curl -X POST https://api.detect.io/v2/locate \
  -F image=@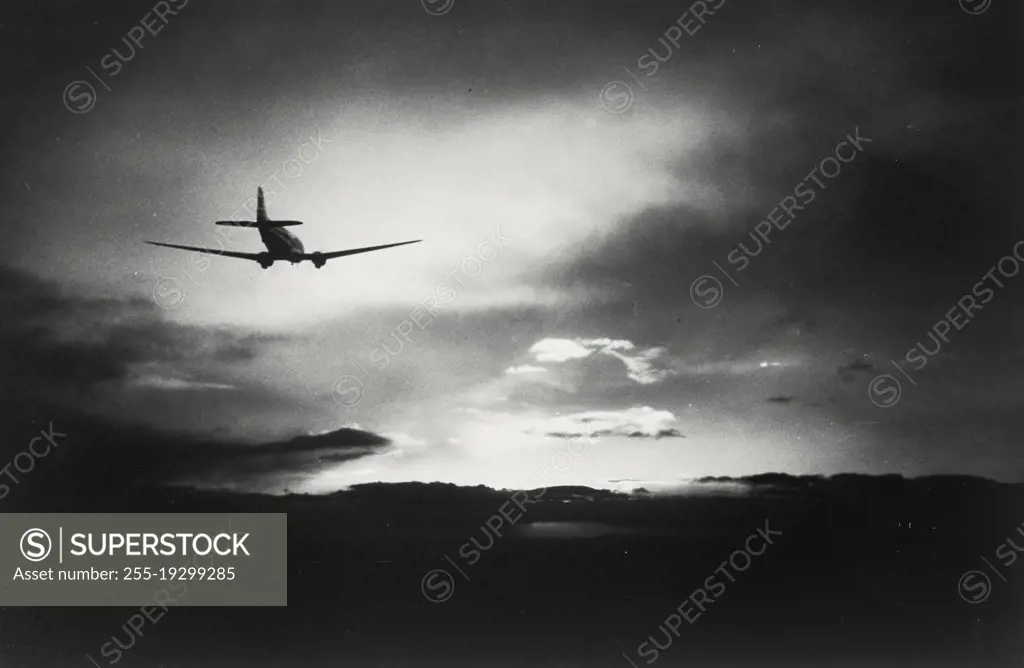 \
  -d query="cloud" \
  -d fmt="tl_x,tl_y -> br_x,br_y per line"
127,98 -> 727,331
505,364 -> 548,375
525,337 -> 804,387
600,346 -> 674,385
670,357 -> 803,377
577,338 -> 636,352
526,337 -> 675,385
529,339 -> 597,363
537,406 -> 684,440
0,264 -> 300,437
837,355 -> 875,382
125,363 -> 238,391
128,375 -> 236,391
180,428 -> 392,491
0,265 -> 281,393
0,396 -> 393,498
